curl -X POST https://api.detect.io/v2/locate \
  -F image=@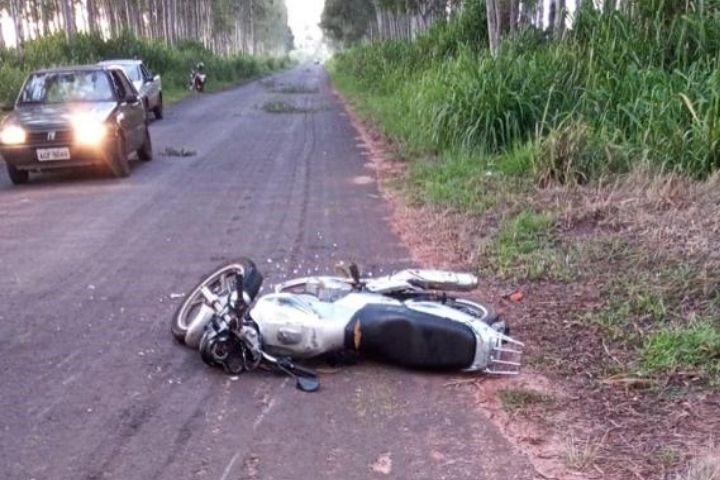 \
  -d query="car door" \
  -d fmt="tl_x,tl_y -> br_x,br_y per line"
109,69 -> 145,151
140,64 -> 159,108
